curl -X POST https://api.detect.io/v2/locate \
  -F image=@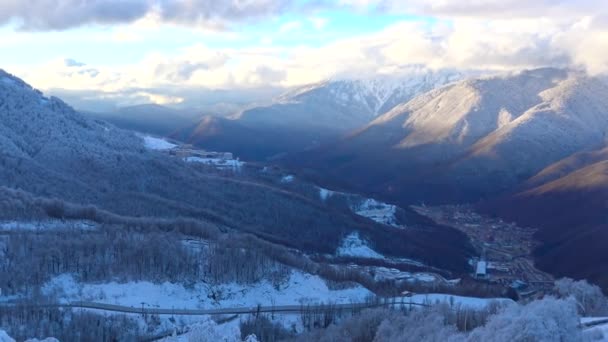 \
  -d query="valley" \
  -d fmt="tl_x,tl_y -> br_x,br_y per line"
0,64 -> 607,341
413,205 -> 554,293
